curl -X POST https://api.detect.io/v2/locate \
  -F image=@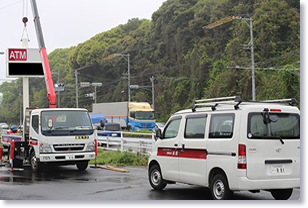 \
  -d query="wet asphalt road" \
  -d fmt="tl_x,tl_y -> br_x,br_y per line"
0,164 -> 300,201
